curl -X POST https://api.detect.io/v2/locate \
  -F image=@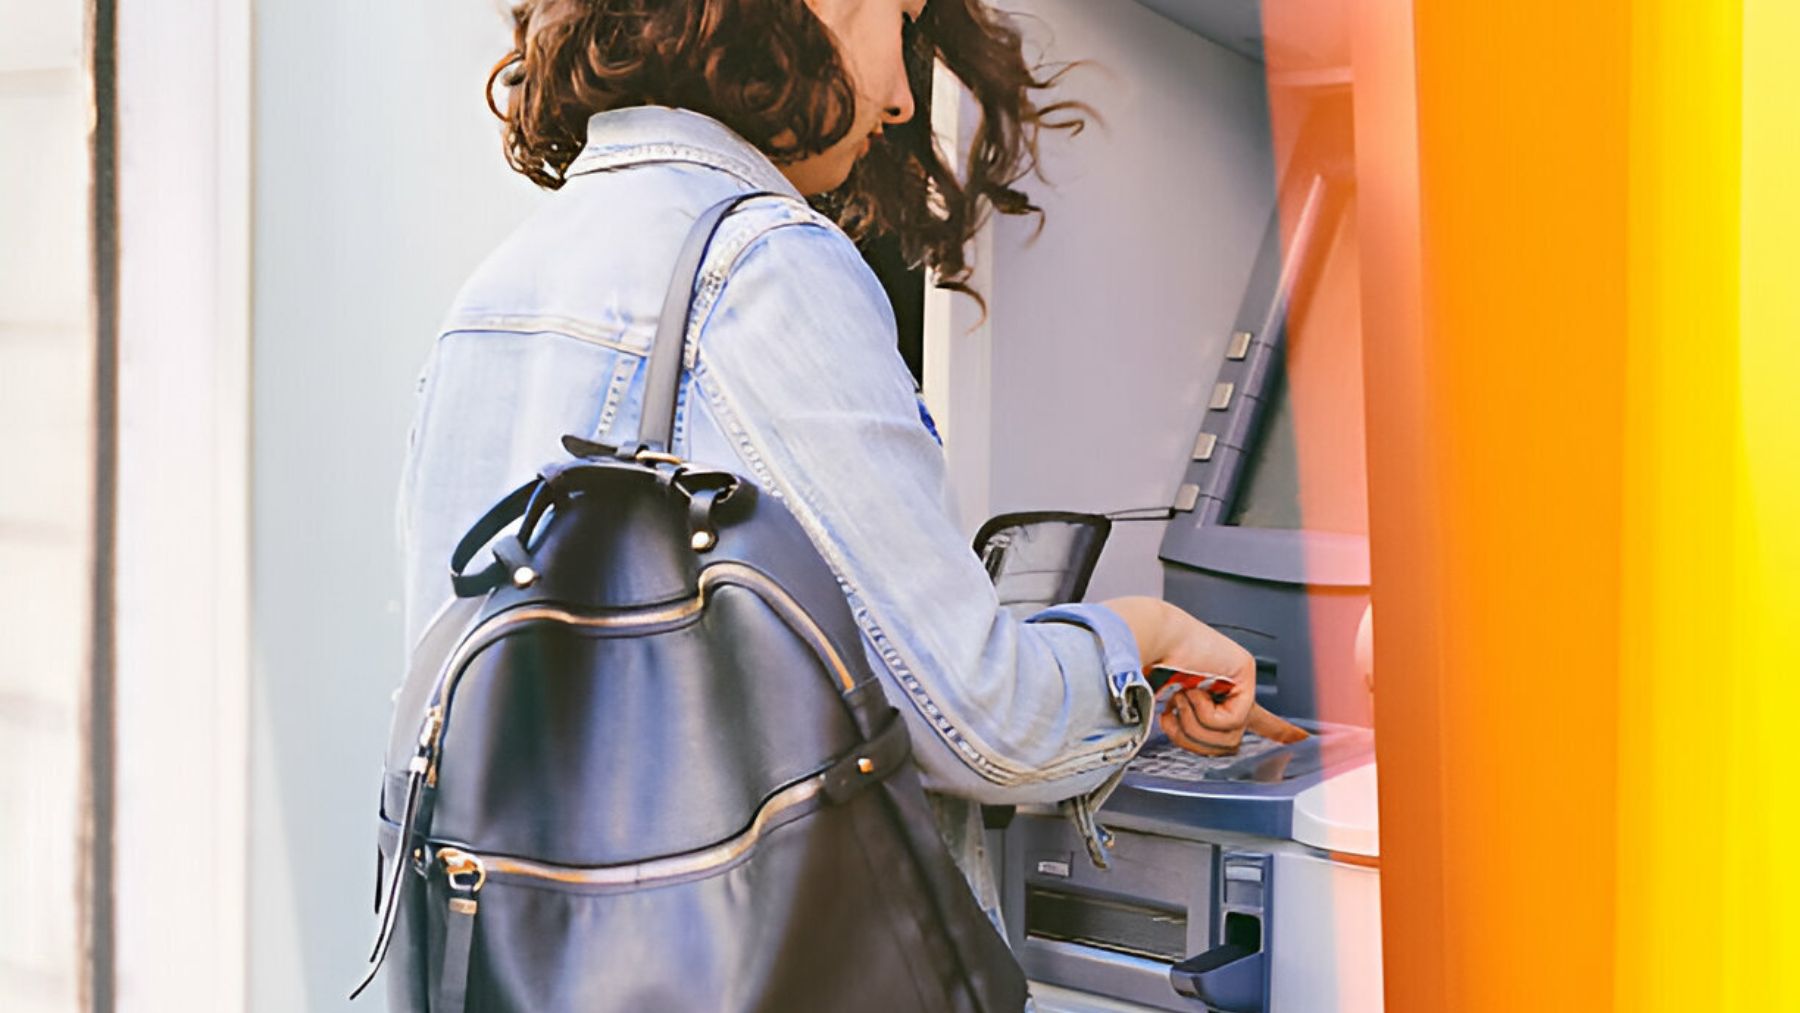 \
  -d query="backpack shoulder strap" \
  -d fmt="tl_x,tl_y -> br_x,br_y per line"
637,190 -> 780,456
